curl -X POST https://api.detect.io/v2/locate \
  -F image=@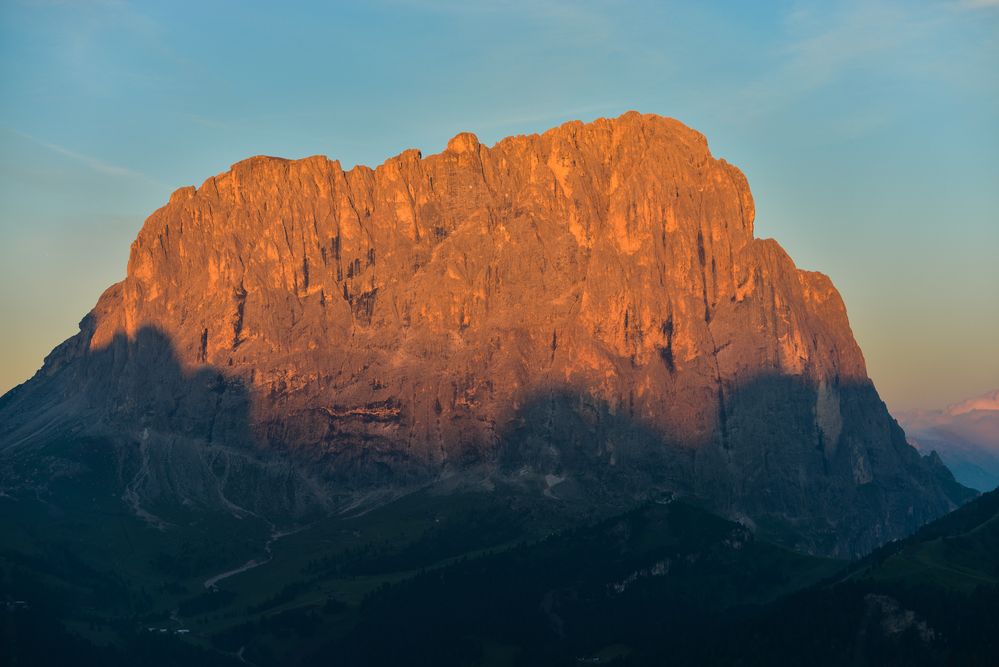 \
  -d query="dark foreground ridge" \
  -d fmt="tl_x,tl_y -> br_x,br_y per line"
3,484 -> 996,665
